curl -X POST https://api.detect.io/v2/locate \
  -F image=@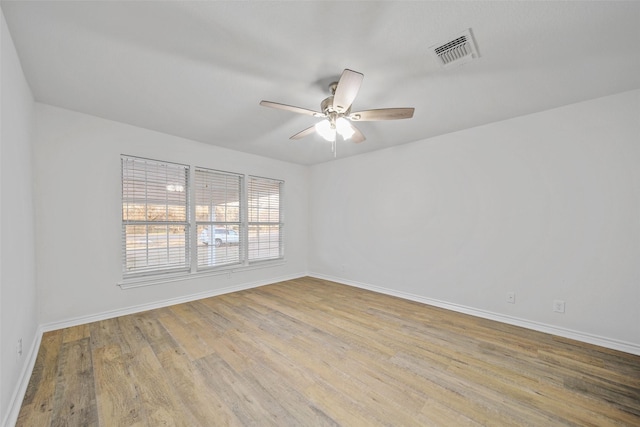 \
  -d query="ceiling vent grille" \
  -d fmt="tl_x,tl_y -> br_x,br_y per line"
430,29 -> 479,69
